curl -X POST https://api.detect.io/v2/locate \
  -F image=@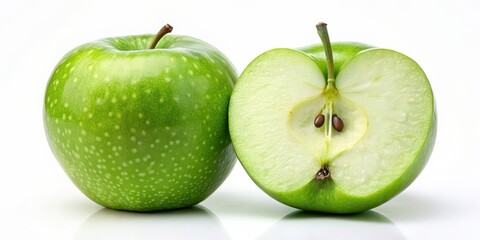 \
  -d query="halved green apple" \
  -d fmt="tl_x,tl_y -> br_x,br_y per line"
229,23 -> 436,213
